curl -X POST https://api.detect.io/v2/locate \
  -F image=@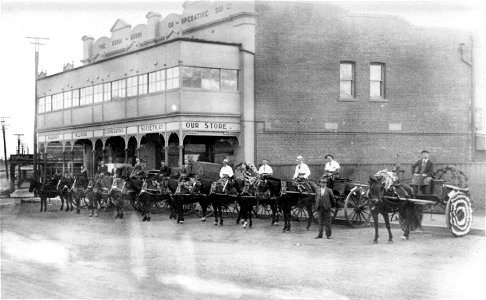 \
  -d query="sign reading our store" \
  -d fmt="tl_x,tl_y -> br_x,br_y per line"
184,122 -> 237,131
104,127 -> 125,136
139,124 -> 165,134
